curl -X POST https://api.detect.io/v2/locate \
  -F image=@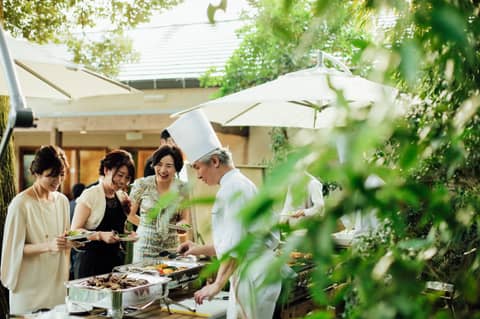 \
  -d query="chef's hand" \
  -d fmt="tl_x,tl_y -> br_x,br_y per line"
194,282 -> 221,305
177,240 -> 200,256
